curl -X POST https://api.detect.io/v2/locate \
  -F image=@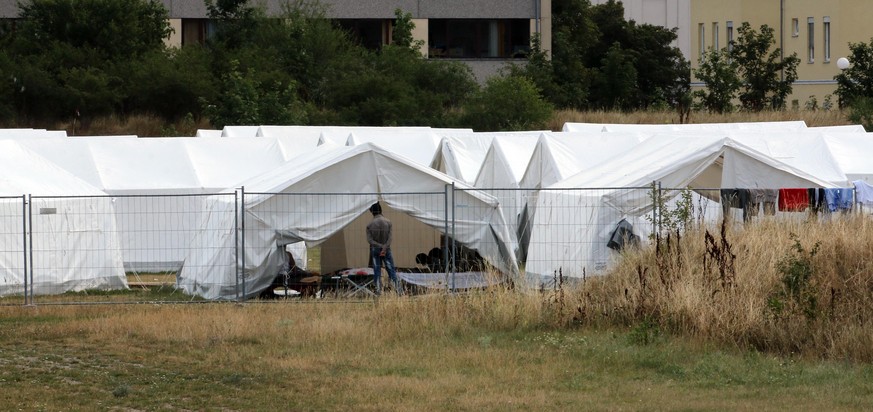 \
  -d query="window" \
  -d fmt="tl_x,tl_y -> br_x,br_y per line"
337,19 -> 389,50
699,23 -> 705,57
823,16 -> 831,62
807,17 -> 815,63
181,19 -> 215,46
712,22 -> 719,50
428,19 -> 530,59
726,21 -> 734,54
792,18 -> 799,37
